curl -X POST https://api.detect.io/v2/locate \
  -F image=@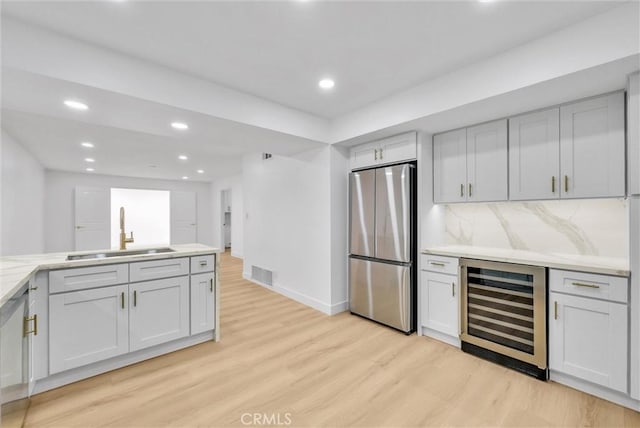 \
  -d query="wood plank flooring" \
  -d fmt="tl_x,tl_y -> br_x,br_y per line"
25,251 -> 640,427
